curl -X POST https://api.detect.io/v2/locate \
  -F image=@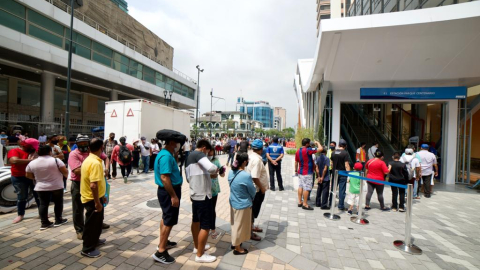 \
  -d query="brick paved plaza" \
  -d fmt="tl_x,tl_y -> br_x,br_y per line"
1,154 -> 479,270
